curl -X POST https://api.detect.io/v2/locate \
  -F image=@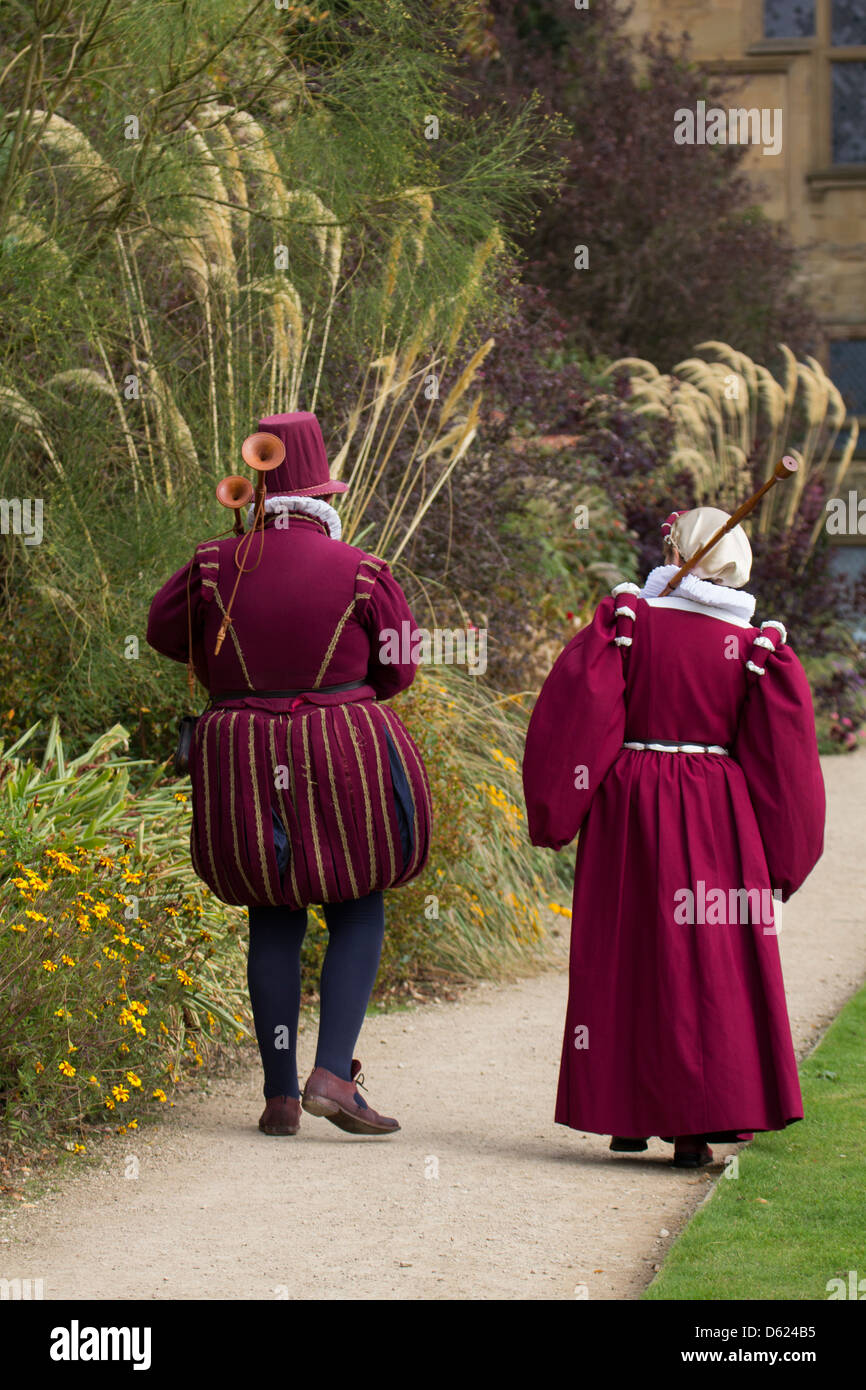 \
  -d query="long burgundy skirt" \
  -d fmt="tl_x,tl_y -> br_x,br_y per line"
555,748 -> 803,1138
